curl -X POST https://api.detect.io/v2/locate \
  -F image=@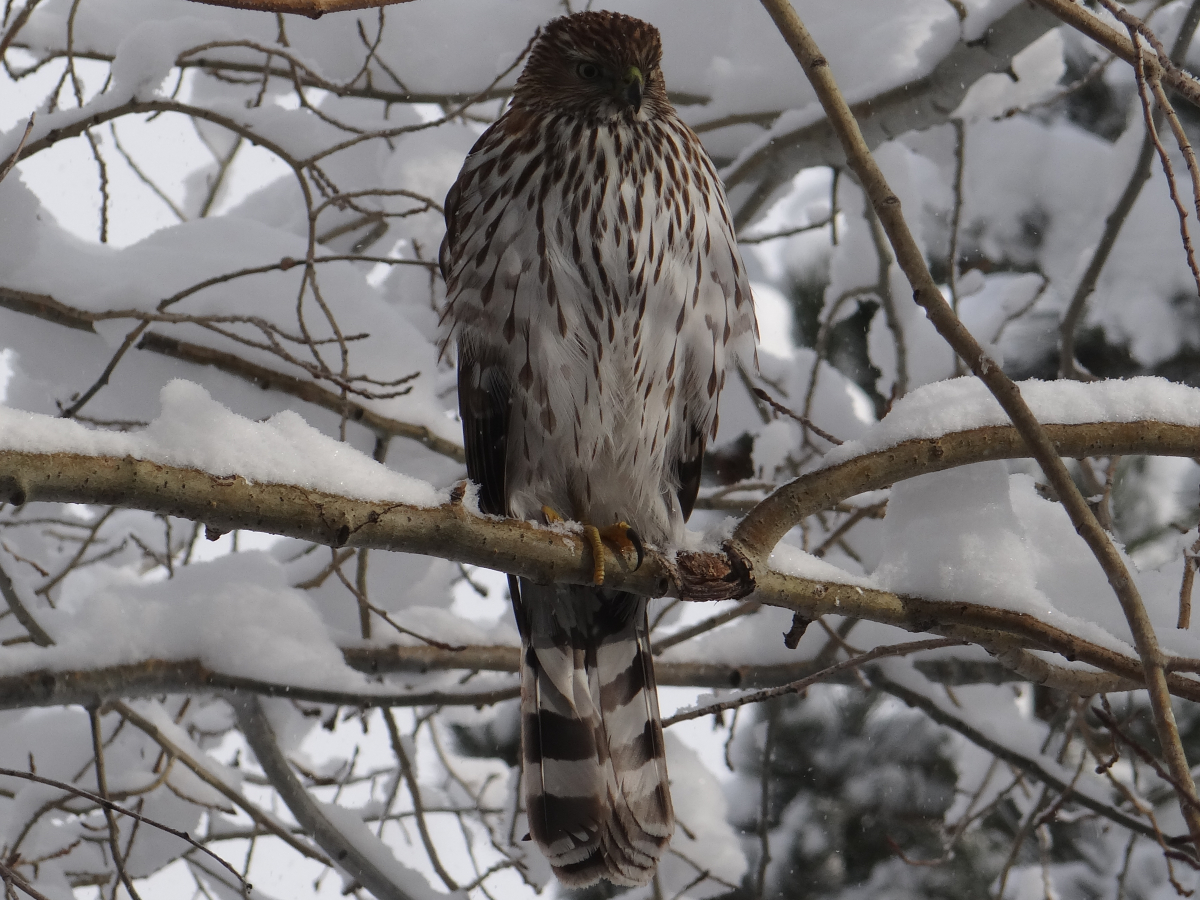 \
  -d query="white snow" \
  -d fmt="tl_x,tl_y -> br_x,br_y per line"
0,380 -> 443,506
317,801 -> 464,900
768,541 -> 873,588
820,376 -> 1200,470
